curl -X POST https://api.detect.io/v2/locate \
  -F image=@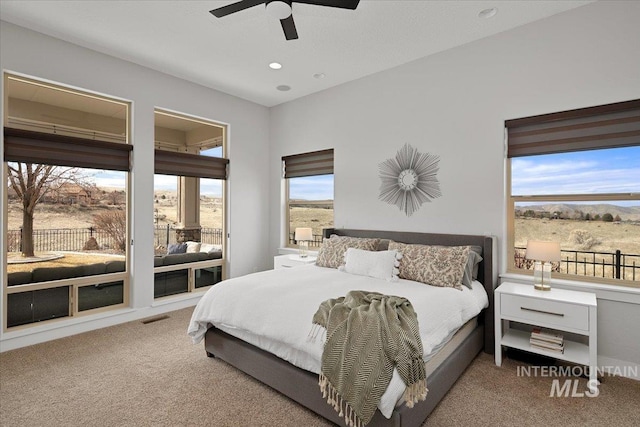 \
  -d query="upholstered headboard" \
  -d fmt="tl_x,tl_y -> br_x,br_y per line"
323,228 -> 495,353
